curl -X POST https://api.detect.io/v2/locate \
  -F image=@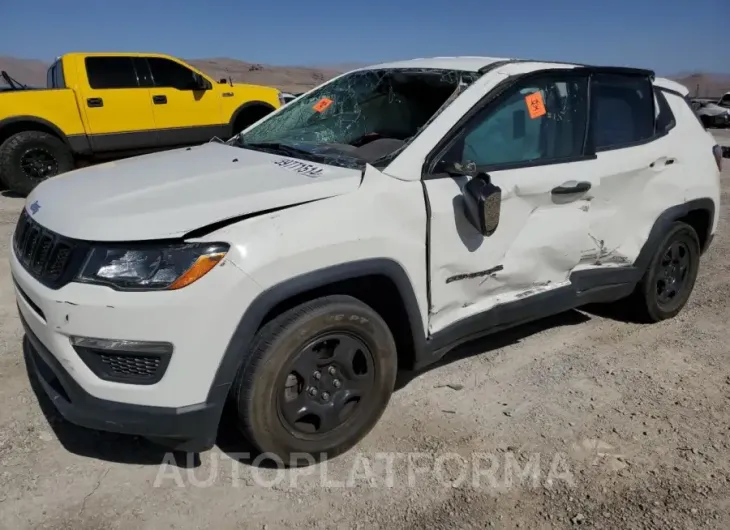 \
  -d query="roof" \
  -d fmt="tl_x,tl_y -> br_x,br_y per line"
360,56 -> 513,72
653,77 -> 689,95
358,57 -> 657,79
